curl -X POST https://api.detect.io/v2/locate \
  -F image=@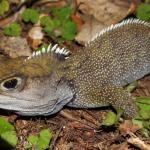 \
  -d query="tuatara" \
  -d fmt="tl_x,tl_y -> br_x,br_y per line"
0,19 -> 149,117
